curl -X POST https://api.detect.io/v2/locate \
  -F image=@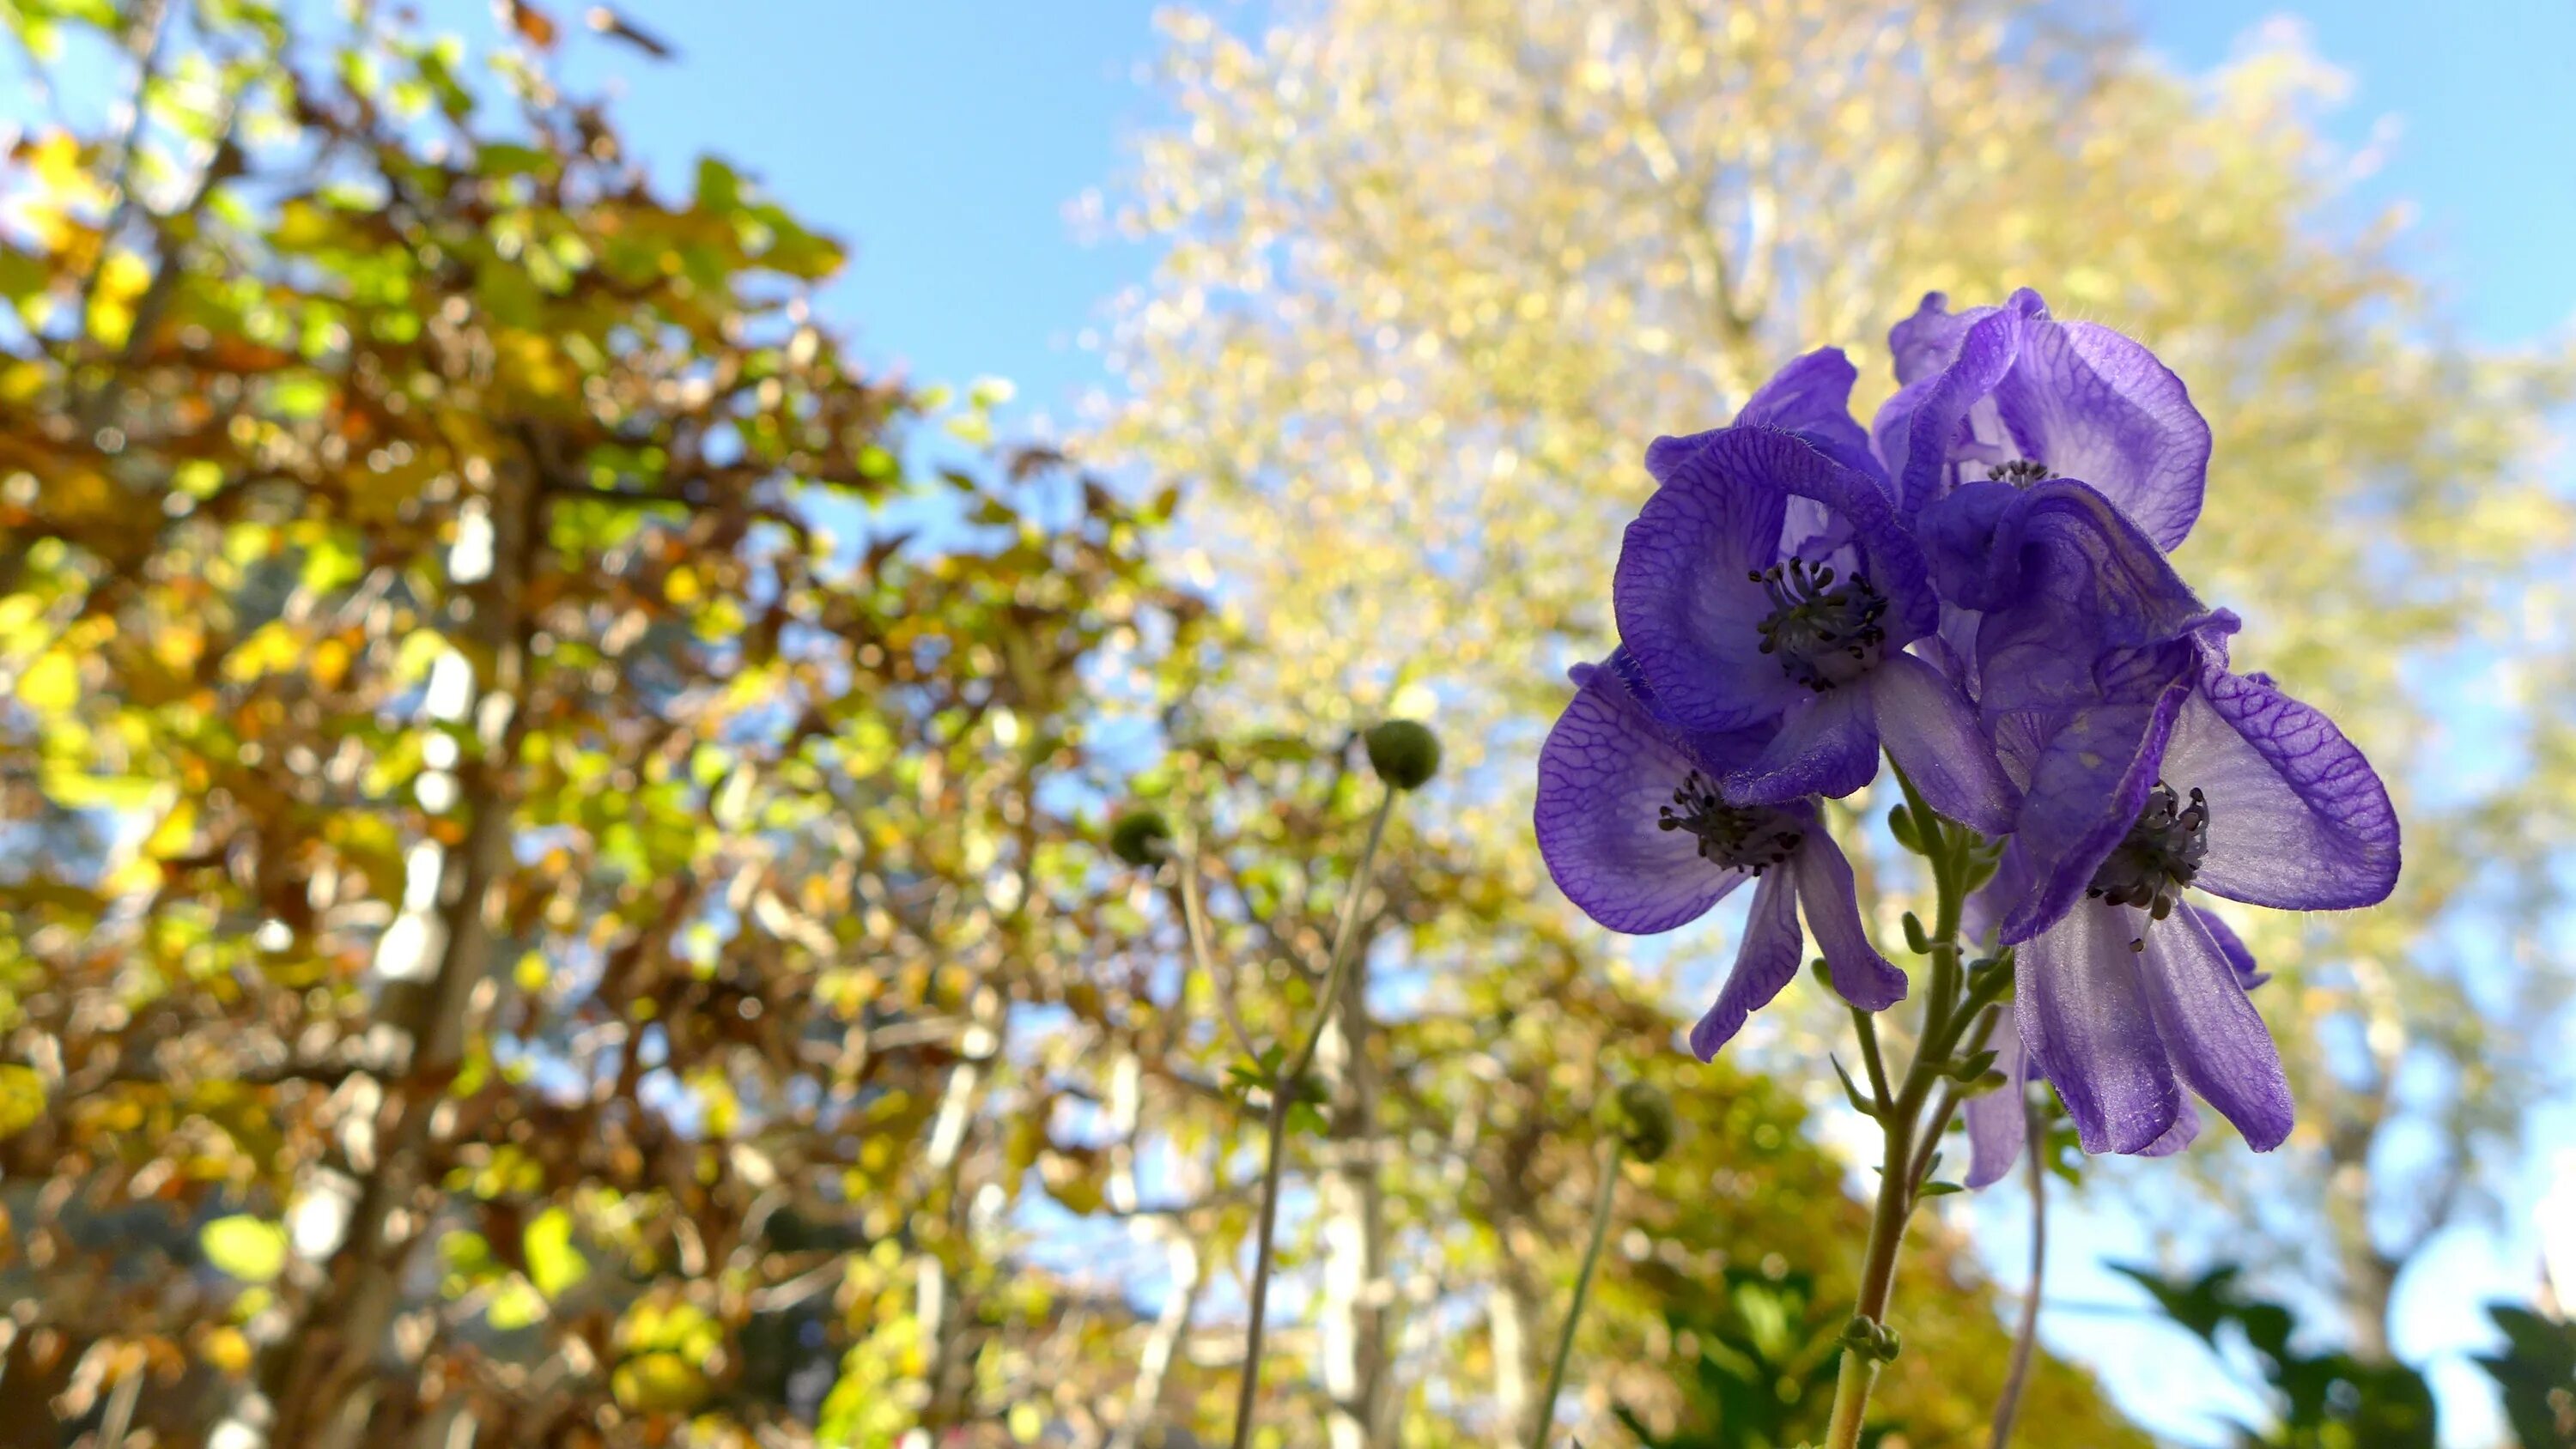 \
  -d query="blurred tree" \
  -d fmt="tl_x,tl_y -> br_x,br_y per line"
1103,0 -> 2576,1370
2479,1305 -> 2576,1449
2113,1263 -> 2439,1448
0,1 -> 1183,1442
0,3 -> 2152,1448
